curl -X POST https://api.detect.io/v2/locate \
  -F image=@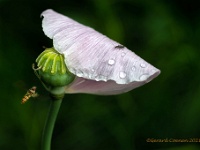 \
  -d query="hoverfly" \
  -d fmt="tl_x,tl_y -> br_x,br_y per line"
21,86 -> 38,104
